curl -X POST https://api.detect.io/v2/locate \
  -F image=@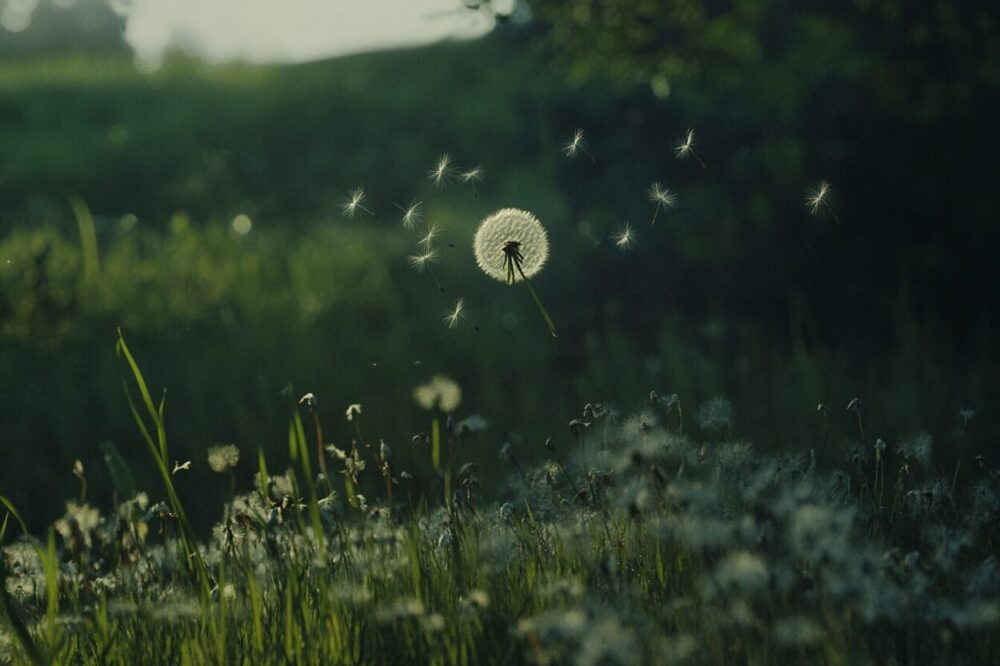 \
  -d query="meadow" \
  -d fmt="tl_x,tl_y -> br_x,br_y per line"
2,12 -> 999,664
